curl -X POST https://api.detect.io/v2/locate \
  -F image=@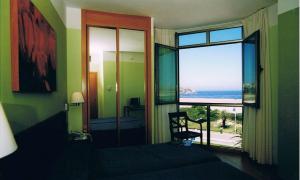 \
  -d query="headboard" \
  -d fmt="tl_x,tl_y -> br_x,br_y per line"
0,111 -> 67,180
